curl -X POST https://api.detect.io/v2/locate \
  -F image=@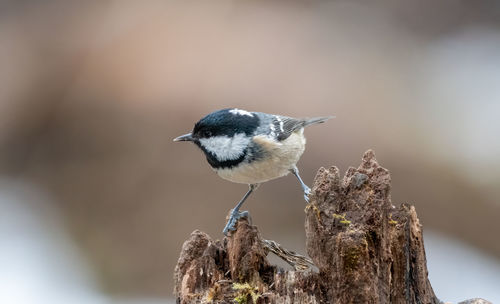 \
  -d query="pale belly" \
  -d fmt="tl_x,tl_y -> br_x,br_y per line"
215,131 -> 306,184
